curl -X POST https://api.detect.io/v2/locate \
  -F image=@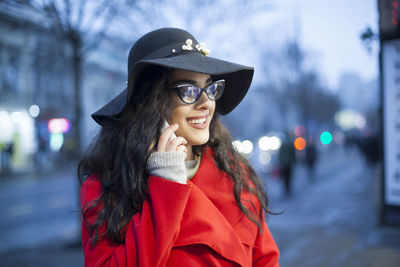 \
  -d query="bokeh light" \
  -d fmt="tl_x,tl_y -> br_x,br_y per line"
335,109 -> 366,130
258,136 -> 282,151
232,140 -> 243,153
320,131 -> 333,145
294,137 -> 306,150
333,131 -> 345,145
0,111 -> 12,143
258,151 -> 272,165
48,118 -> 70,134
242,140 -> 253,154
50,133 -> 64,151
29,105 -> 40,118
269,136 -> 282,151
258,136 -> 270,151
10,111 -> 24,123
294,125 -> 305,137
